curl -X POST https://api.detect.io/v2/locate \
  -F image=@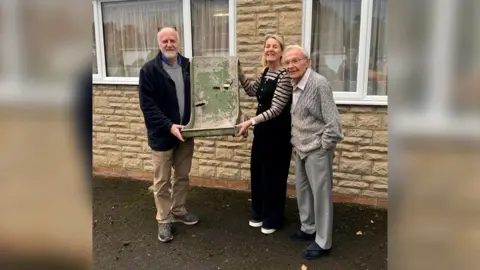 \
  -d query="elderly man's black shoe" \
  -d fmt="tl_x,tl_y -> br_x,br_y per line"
303,242 -> 331,260
290,229 -> 316,241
